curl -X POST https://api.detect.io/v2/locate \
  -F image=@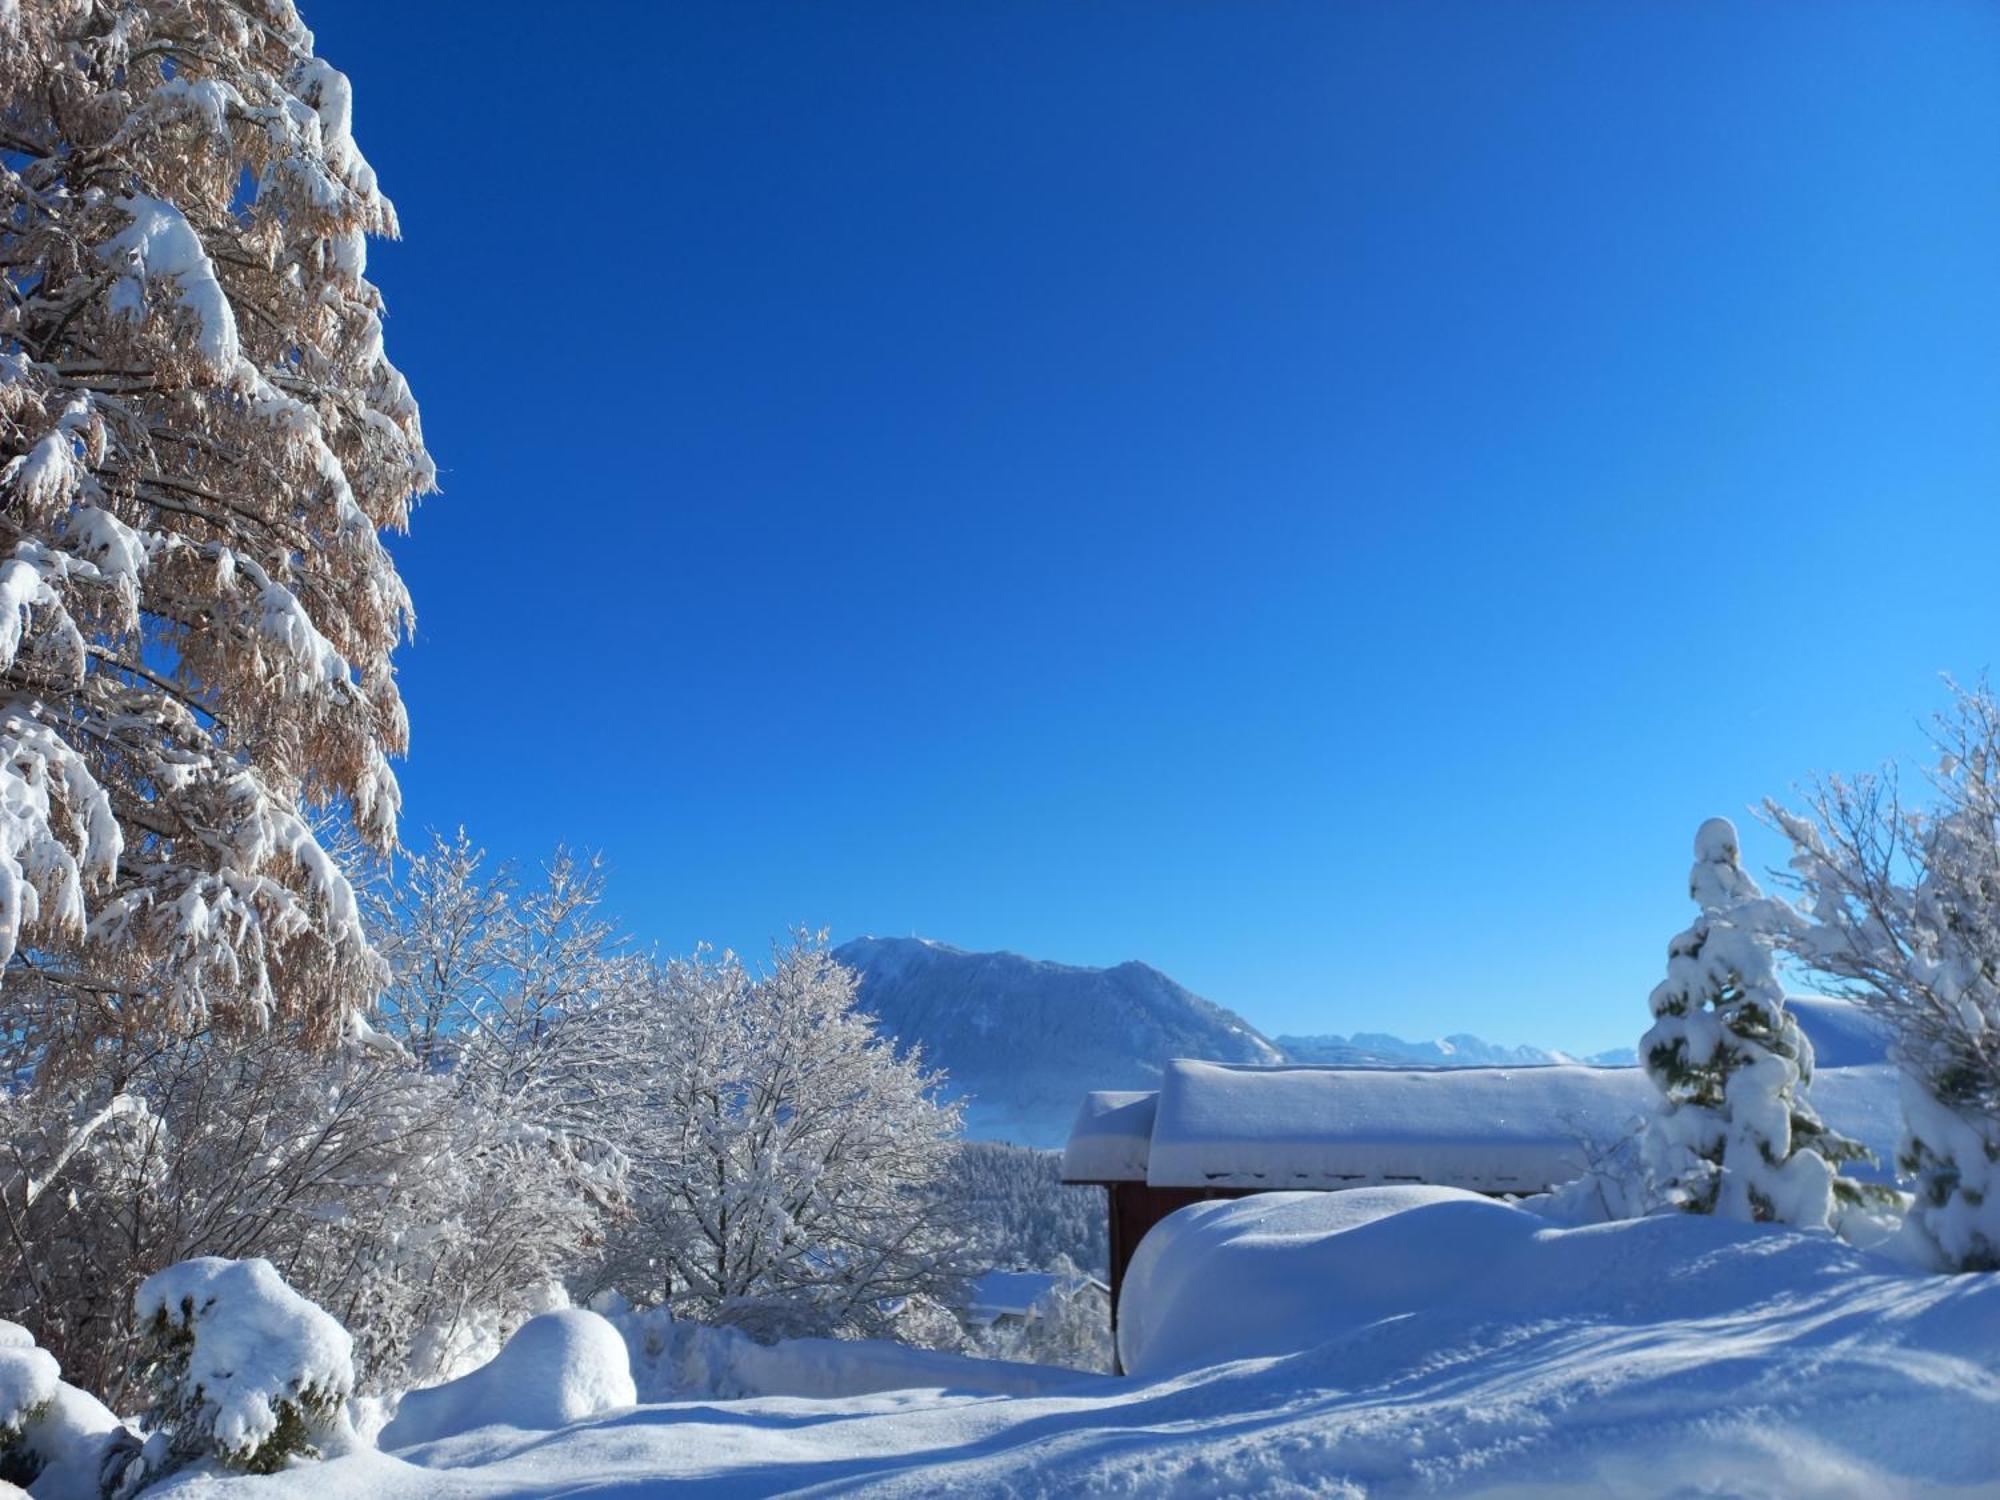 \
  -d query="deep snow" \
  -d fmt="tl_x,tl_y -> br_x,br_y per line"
147,1190 -> 2000,1499
379,1311 -> 634,1449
